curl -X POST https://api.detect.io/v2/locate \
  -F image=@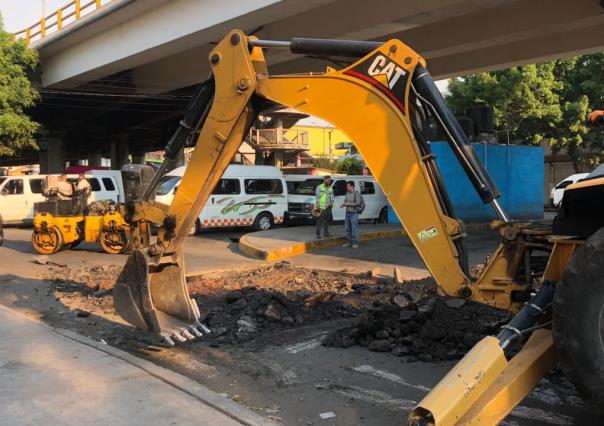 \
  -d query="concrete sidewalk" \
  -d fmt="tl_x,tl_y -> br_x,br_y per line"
239,224 -> 404,261
0,304 -> 273,426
